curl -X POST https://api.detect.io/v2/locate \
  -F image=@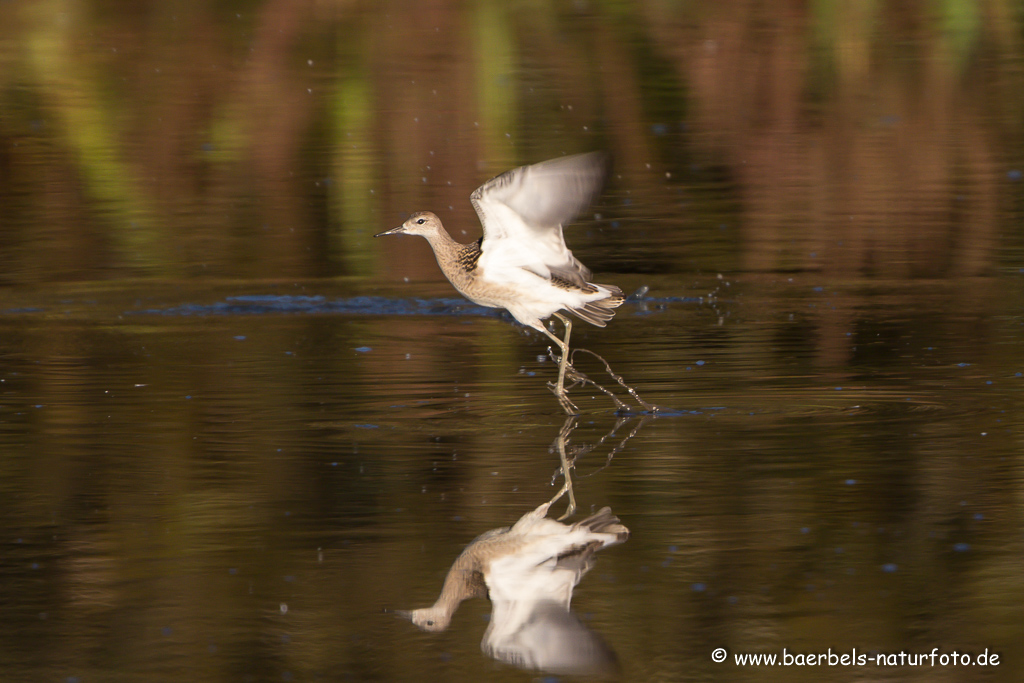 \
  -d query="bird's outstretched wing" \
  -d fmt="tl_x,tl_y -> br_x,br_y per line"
470,152 -> 608,287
